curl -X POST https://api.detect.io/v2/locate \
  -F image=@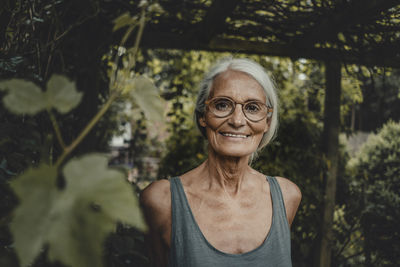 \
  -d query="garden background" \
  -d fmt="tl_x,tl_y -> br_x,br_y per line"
1,1 -> 399,267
